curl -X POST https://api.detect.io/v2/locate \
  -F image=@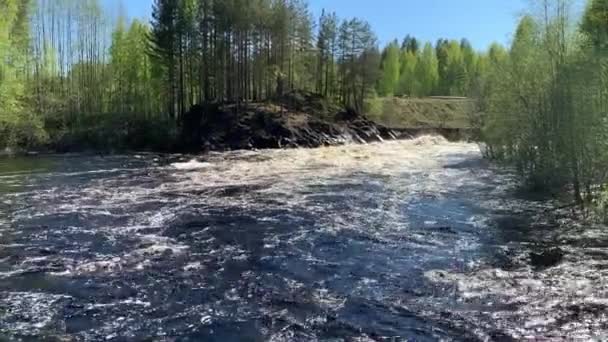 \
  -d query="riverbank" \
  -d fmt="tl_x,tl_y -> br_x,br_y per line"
176,93 -> 479,151
367,96 -> 478,130
178,100 -> 395,152
1,93 -> 477,156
